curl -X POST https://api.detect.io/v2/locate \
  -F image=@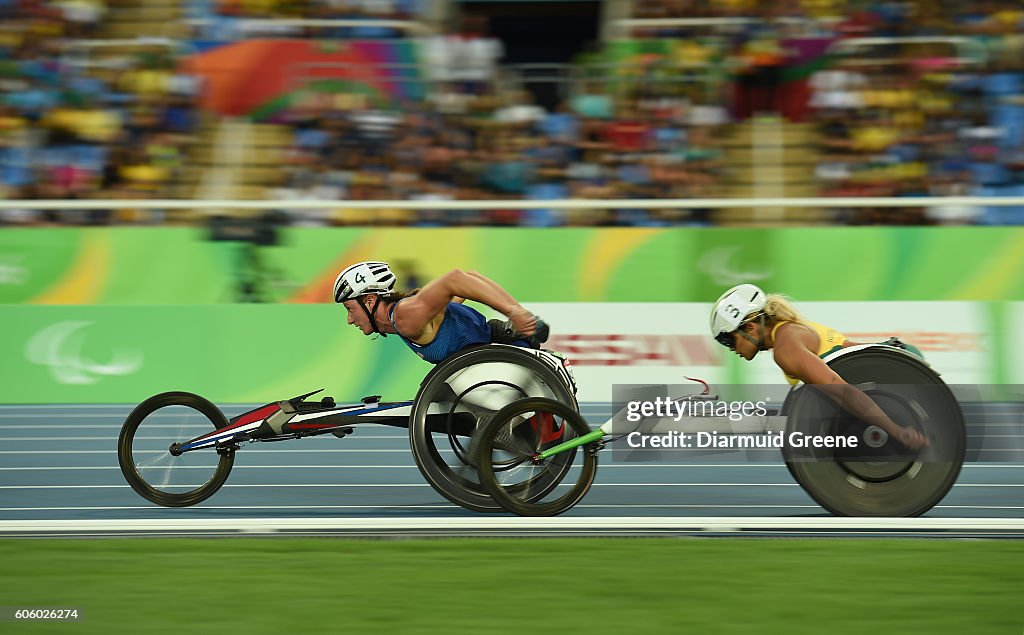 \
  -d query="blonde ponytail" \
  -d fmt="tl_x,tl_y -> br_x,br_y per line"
762,294 -> 802,325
